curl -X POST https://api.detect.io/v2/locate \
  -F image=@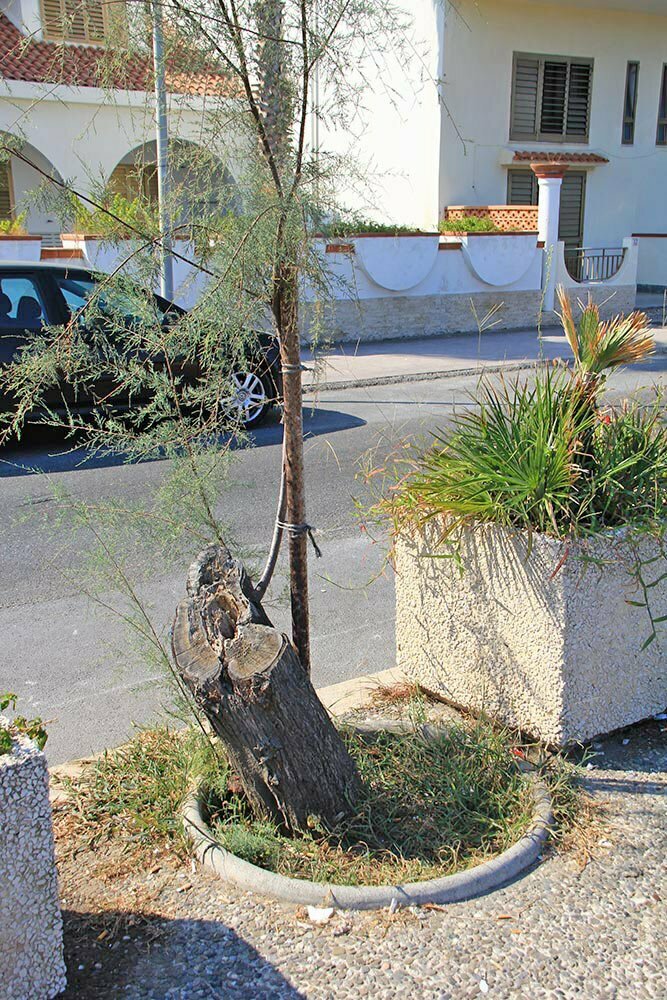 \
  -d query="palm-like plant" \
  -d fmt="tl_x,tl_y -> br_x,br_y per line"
556,286 -> 654,385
